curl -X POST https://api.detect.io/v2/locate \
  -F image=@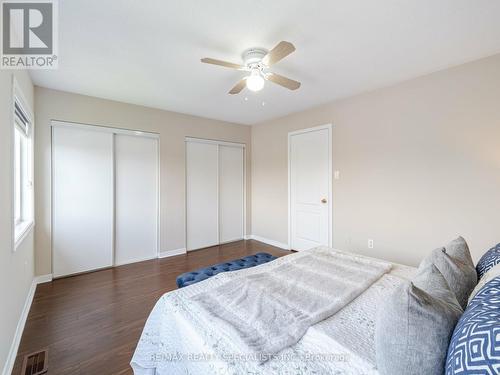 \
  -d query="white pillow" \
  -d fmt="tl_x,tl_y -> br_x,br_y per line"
468,262 -> 500,304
